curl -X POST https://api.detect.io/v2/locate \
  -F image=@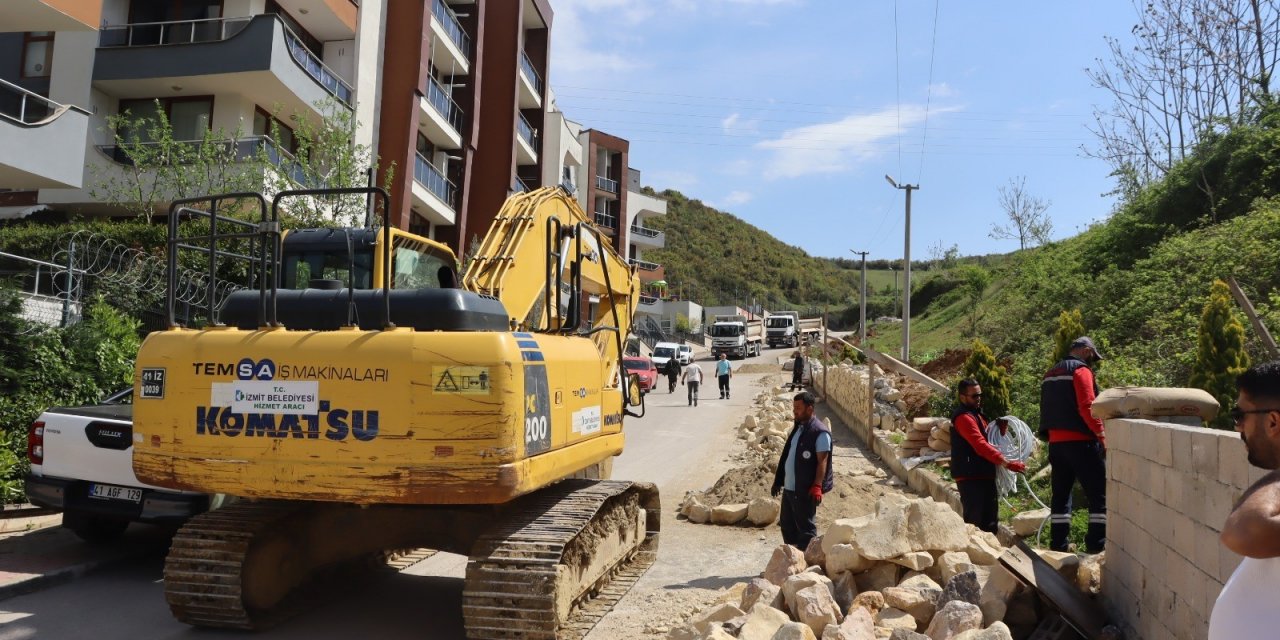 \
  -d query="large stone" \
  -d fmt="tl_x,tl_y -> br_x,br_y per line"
889,552 -> 935,571
822,516 -> 874,556
1077,553 -> 1103,595
937,571 -> 981,609
855,563 -> 901,594
772,622 -> 819,640
742,578 -> 784,612
764,545 -> 809,586
822,607 -> 876,640
749,497 -> 783,526
688,503 -> 713,524
712,503 -> 750,525
714,582 -> 750,607
936,552 -> 973,584
740,604 -> 794,640
828,544 -> 875,575
744,415 -> 759,429
1009,508 -> 1049,537
882,588 -> 936,628
852,501 -> 914,560
1036,550 -> 1080,583
851,591 -> 886,616
666,625 -> 699,640
905,499 -> 969,553
832,571 -> 857,615
874,608 -> 917,632
923,601 -> 982,639
806,536 -> 827,569
682,495 -> 707,518
964,528 -> 1003,565
889,631 -> 930,640
794,584 -> 844,635
951,622 -> 1014,640
702,626 -> 738,640
692,603 -> 746,635
978,565 -> 1022,626
783,573 -> 835,616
